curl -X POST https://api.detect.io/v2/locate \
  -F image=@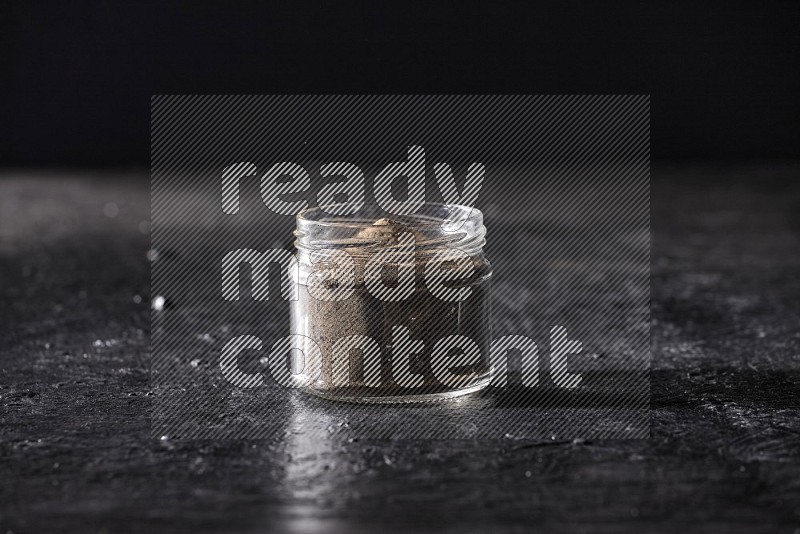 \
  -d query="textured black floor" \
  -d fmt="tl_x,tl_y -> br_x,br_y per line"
1,165 -> 799,533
